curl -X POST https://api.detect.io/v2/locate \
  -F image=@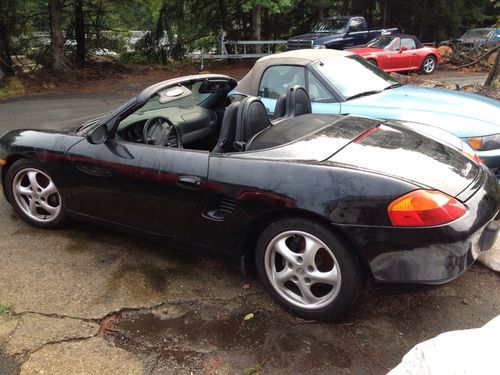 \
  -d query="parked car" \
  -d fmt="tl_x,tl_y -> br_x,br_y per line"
446,27 -> 500,48
235,49 -> 500,179
348,34 -> 441,74
287,16 -> 397,50
1,74 -> 499,320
